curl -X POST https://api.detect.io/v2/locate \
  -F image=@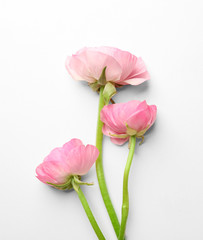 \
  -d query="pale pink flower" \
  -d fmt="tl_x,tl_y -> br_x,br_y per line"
66,47 -> 150,86
100,100 -> 157,145
36,139 -> 99,188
